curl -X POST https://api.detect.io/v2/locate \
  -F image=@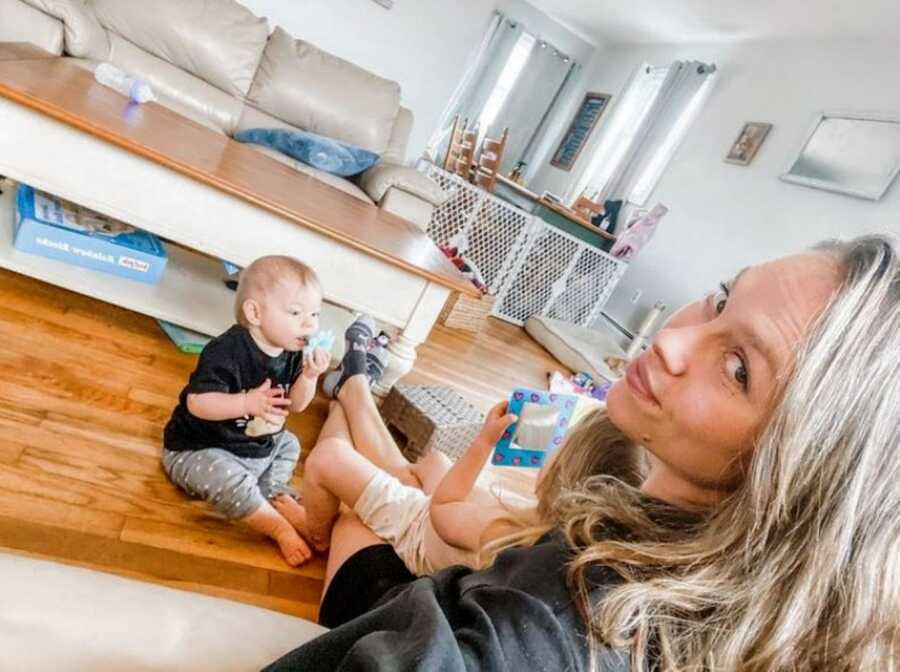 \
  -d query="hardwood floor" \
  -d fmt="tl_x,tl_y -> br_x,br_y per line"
0,268 -> 566,621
